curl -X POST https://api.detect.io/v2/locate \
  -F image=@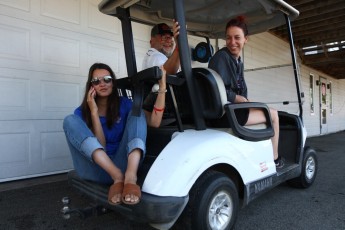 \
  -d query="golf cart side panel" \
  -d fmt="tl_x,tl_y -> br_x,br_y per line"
142,129 -> 276,197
